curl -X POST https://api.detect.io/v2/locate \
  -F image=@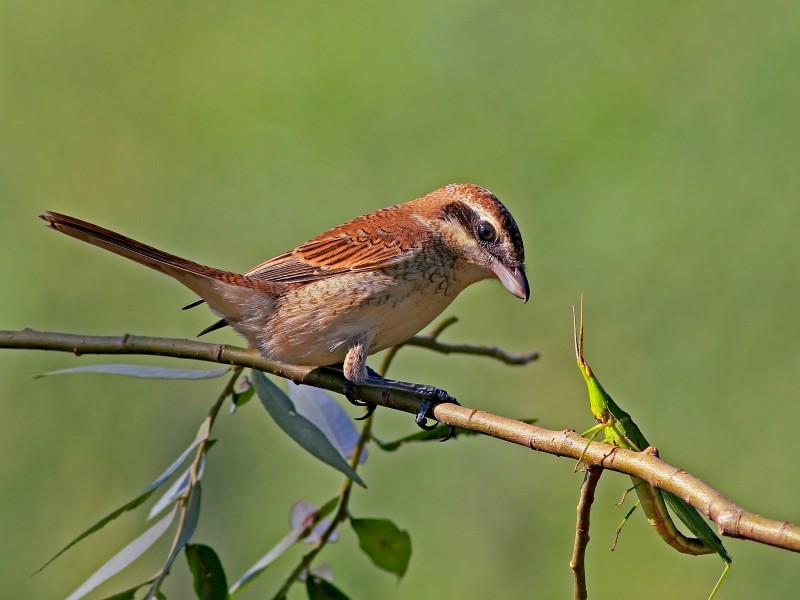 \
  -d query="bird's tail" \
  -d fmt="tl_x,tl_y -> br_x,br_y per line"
40,211 -> 265,324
